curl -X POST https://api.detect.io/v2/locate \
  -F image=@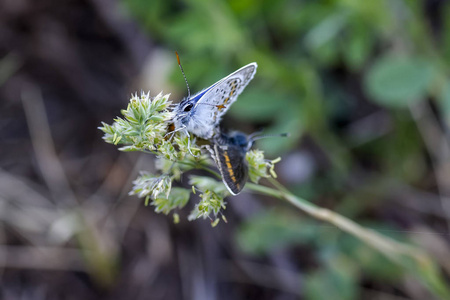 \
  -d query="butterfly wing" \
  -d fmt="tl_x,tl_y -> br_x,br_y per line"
187,63 -> 257,138
209,143 -> 248,195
